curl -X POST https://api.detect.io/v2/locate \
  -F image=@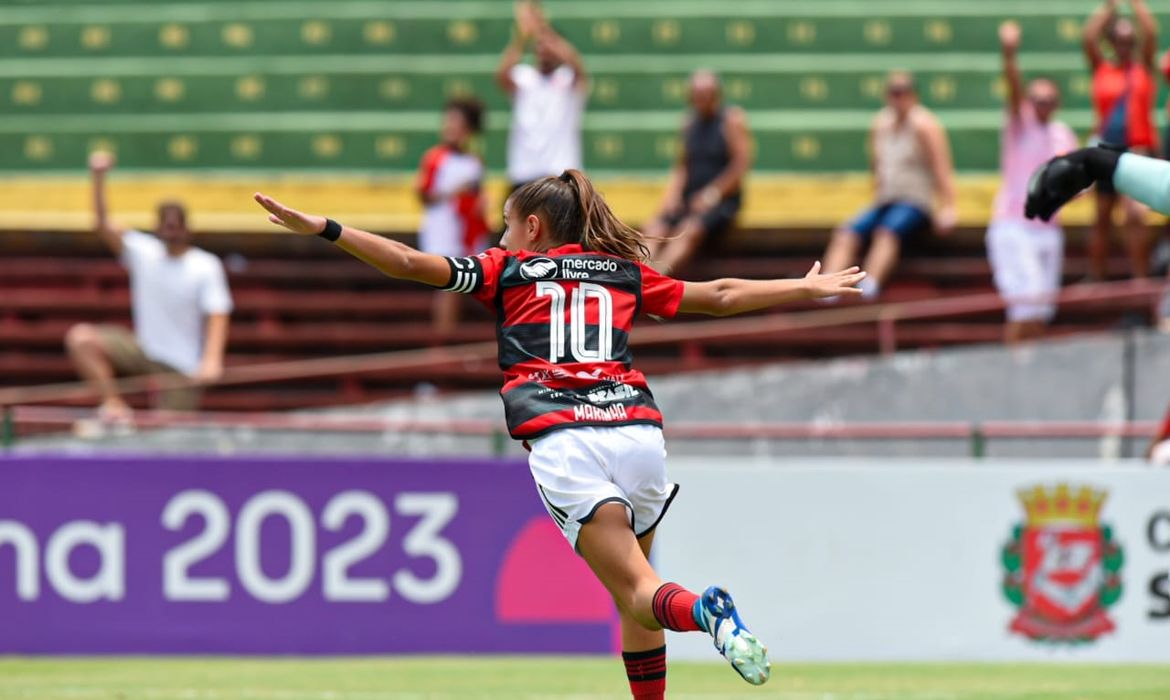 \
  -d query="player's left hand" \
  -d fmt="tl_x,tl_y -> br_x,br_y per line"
803,261 -> 866,300
254,192 -> 327,235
